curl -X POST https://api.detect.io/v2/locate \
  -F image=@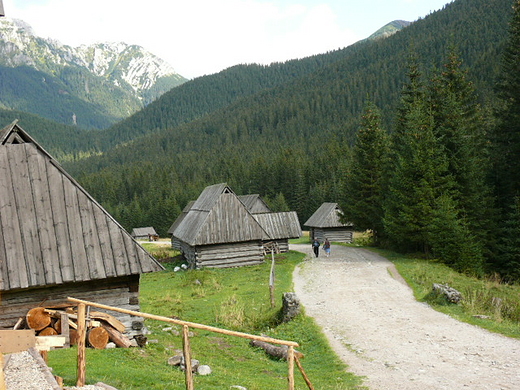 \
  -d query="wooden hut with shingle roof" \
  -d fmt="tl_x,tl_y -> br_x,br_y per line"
131,226 -> 158,240
304,202 -> 354,243
172,183 -> 269,268
0,121 -> 163,334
